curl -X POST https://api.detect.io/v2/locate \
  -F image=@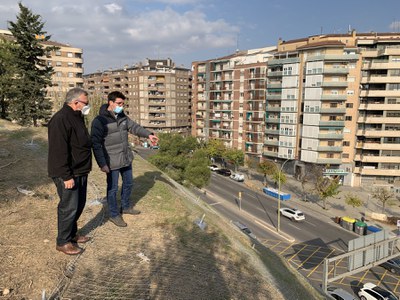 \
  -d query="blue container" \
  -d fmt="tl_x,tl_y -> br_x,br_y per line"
367,225 -> 382,234
262,187 -> 291,201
